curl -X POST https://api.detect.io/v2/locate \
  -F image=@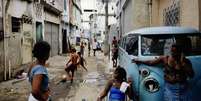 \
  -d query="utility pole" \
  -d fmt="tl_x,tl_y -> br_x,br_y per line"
103,0 -> 109,56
